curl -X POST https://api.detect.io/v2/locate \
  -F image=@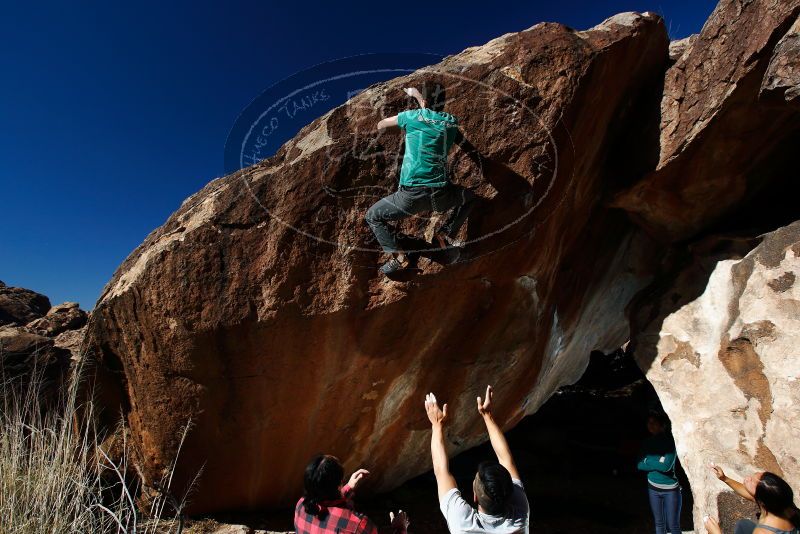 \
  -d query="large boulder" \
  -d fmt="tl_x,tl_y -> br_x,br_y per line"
618,0 -> 800,527
629,222 -> 800,531
83,0 -> 800,521
761,14 -> 800,108
614,0 -> 800,241
85,13 -> 669,513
